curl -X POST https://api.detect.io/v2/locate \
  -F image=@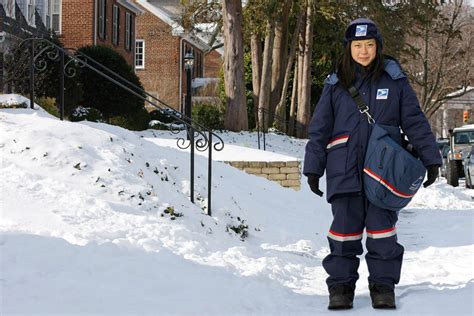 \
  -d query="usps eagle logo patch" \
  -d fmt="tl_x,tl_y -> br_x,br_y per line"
376,89 -> 389,100
355,25 -> 367,37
